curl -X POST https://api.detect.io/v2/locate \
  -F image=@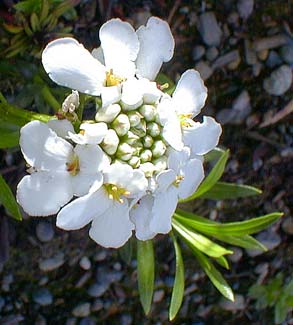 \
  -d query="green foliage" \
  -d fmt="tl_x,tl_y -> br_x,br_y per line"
249,274 -> 293,324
